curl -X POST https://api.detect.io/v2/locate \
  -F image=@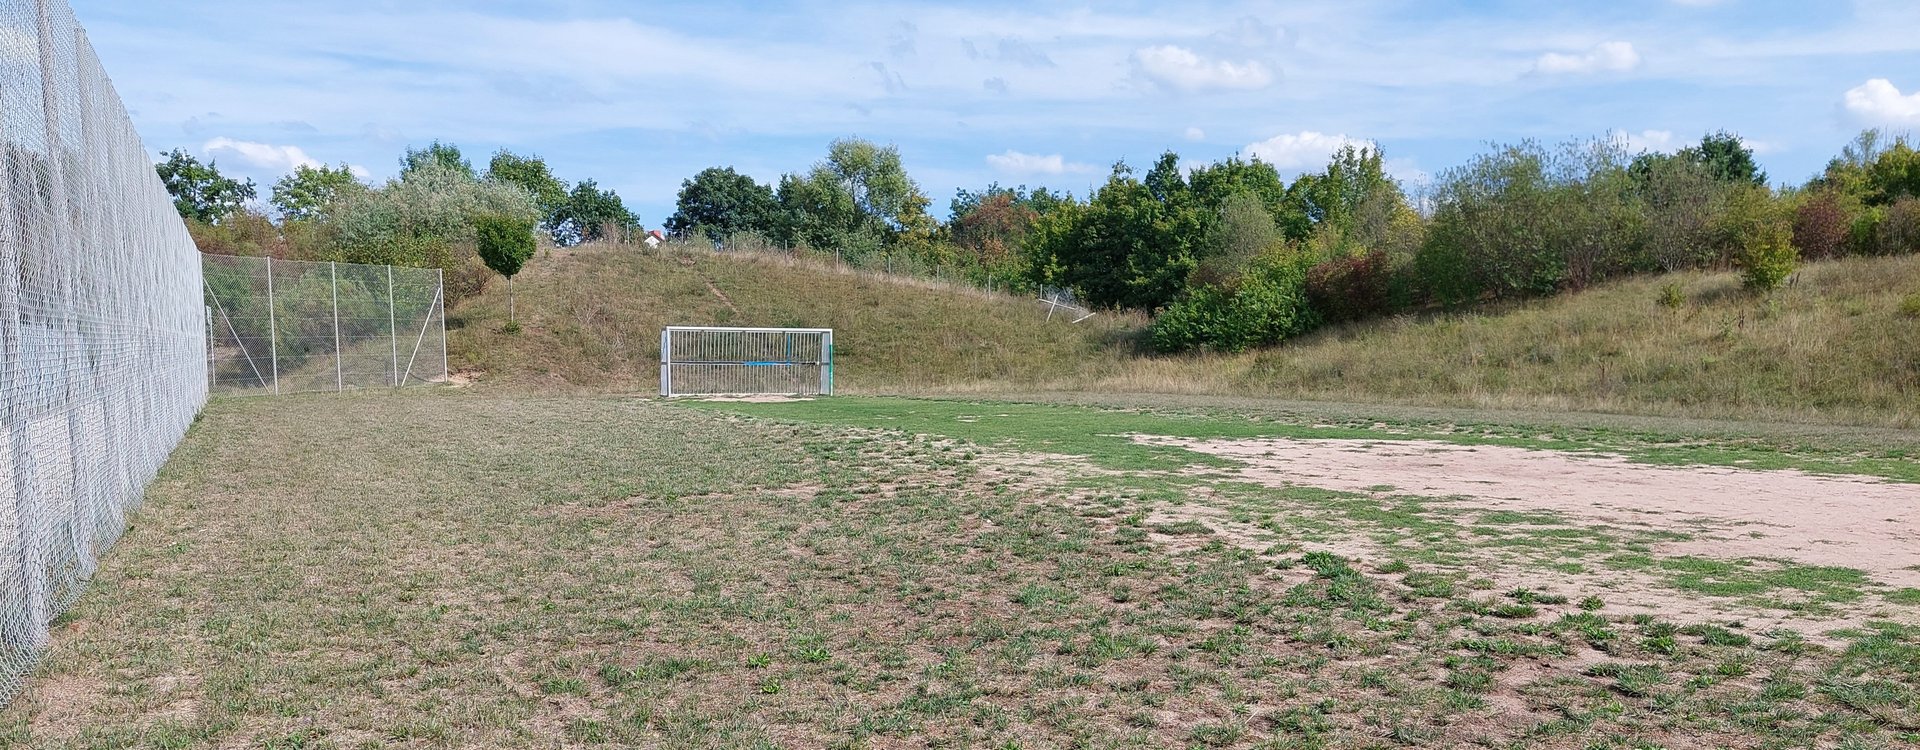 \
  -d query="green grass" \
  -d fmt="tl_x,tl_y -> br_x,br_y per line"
5,391 -> 1916,749
686,395 -> 1920,482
